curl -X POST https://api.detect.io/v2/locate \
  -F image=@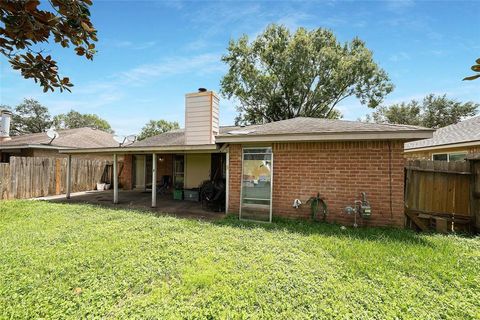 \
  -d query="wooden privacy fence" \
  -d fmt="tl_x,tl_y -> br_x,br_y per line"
0,157 -> 110,200
405,159 -> 475,233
